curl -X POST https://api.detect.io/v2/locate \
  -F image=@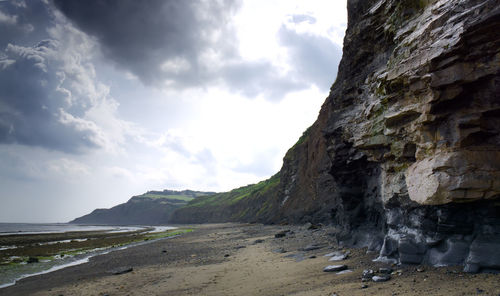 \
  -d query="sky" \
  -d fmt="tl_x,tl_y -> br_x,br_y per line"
0,0 -> 347,223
